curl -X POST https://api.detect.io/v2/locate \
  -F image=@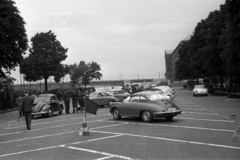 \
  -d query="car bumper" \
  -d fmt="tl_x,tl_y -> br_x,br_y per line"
32,111 -> 48,116
153,110 -> 181,118
195,92 -> 207,95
